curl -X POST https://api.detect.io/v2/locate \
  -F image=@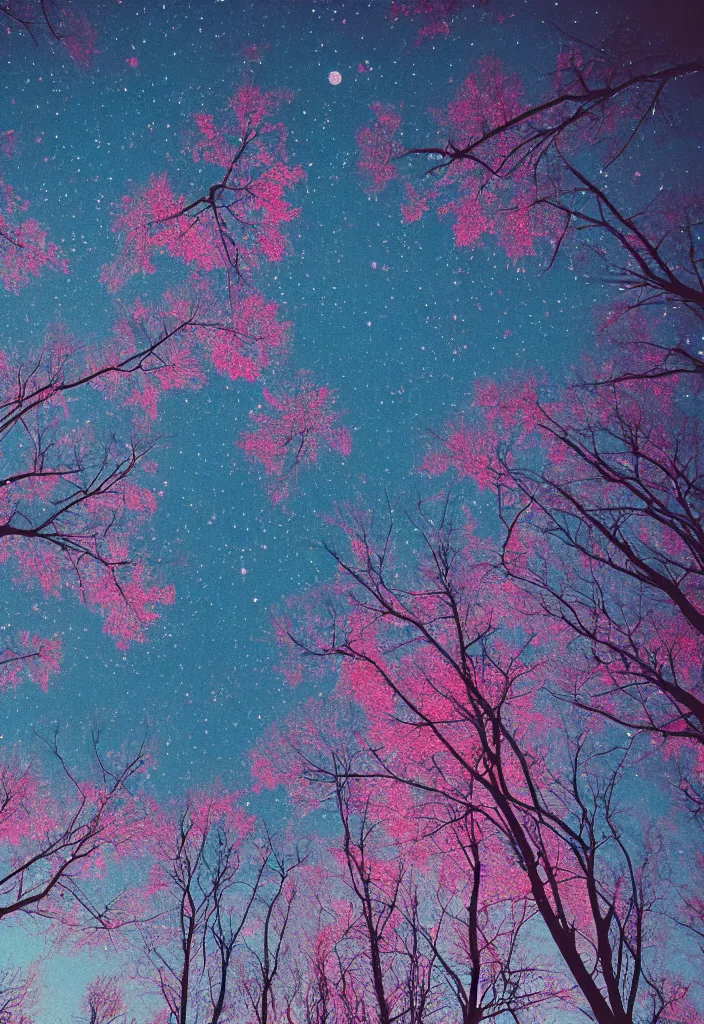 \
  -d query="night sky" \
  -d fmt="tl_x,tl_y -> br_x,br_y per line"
1,0 -> 699,1017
